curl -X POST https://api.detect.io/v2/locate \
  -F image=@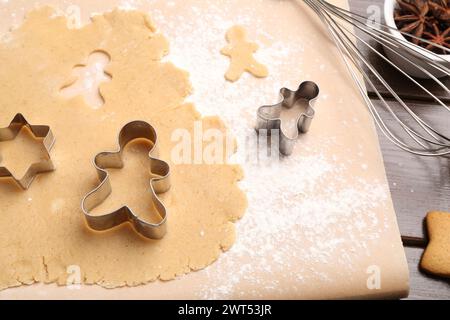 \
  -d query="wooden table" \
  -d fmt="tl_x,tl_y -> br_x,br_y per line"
349,0 -> 450,299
